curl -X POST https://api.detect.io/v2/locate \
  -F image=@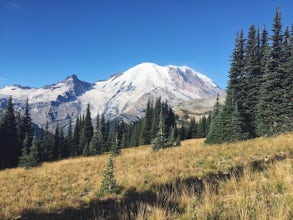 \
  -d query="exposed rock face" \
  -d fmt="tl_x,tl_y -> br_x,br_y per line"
0,63 -> 224,130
